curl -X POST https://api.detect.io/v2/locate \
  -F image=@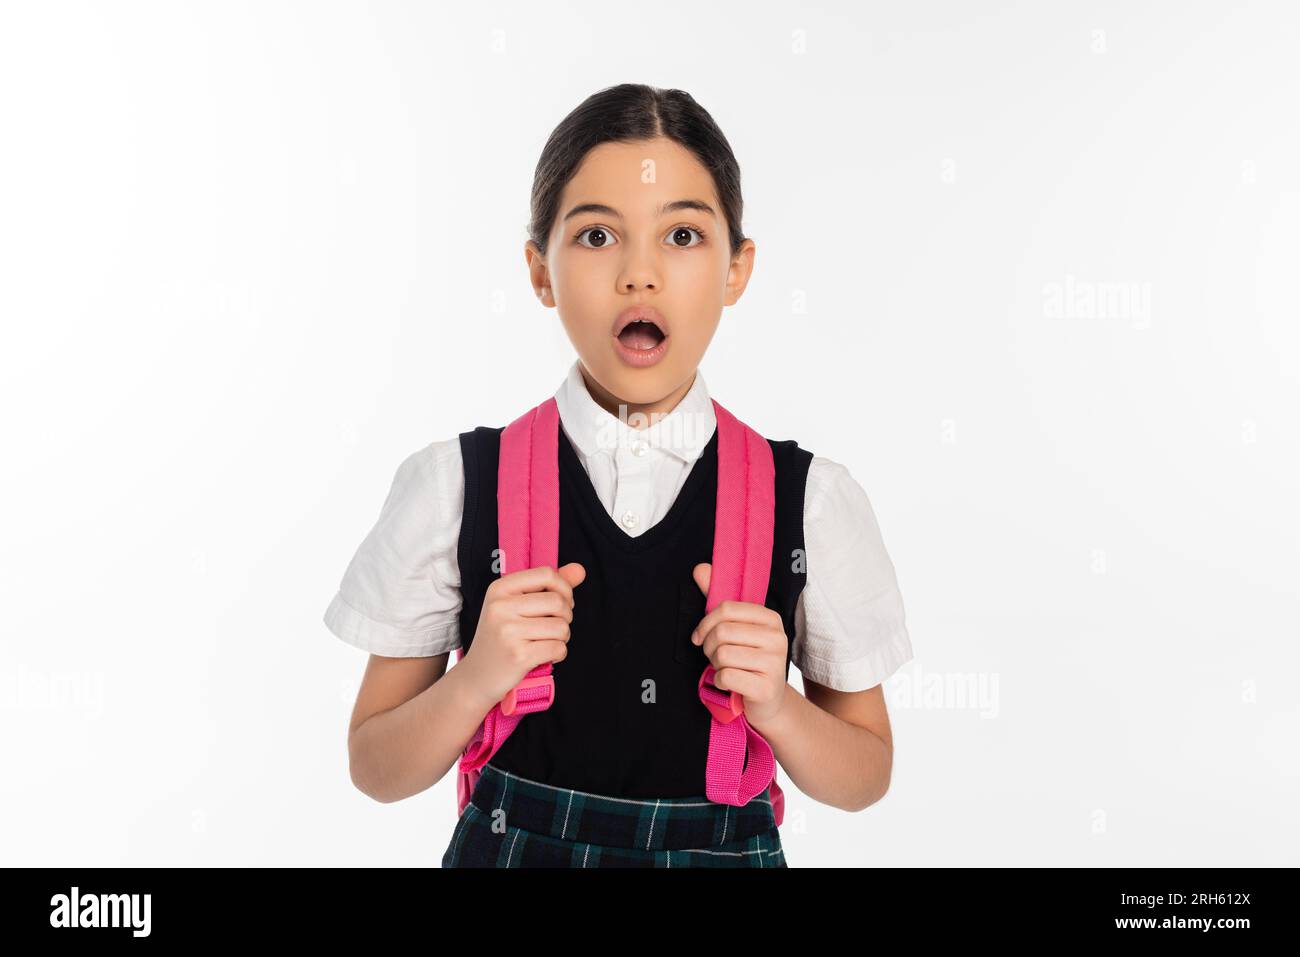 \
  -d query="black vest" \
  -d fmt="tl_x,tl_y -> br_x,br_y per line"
456,421 -> 813,798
